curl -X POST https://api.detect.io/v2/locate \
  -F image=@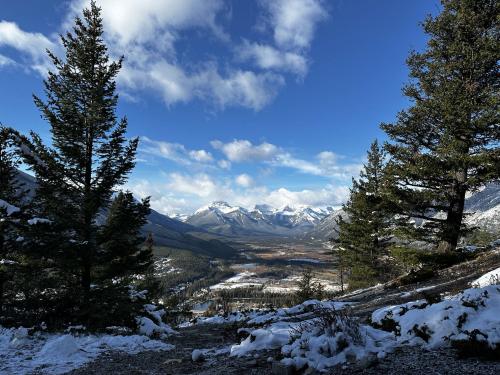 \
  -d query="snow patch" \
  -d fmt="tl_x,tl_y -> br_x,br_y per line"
0,327 -> 173,374
471,267 -> 500,288
0,199 -> 20,216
